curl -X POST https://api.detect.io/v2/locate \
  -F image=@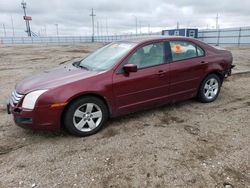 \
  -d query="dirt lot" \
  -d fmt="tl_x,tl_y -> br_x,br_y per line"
0,44 -> 249,188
